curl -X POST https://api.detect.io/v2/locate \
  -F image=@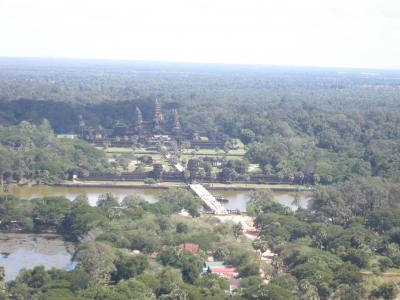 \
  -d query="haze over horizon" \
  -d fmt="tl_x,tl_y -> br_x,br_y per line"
1,0 -> 400,70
